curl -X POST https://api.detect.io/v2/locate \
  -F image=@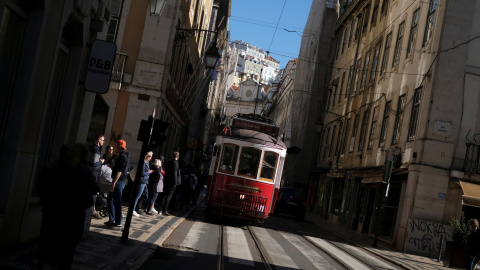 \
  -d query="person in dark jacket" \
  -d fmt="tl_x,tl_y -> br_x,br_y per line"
146,159 -> 163,215
102,145 -> 117,168
158,151 -> 181,216
466,218 -> 480,270
105,140 -> 130,227
132,151 -> 153,216
37,143 -> 97,269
